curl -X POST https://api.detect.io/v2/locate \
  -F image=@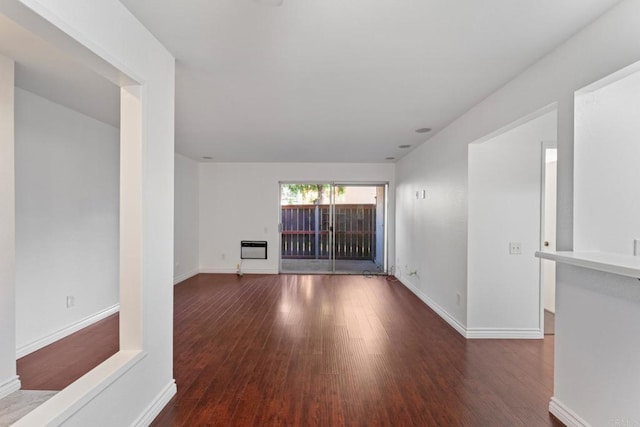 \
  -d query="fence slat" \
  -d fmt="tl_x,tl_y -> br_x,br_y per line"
281,204 -> 376,260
